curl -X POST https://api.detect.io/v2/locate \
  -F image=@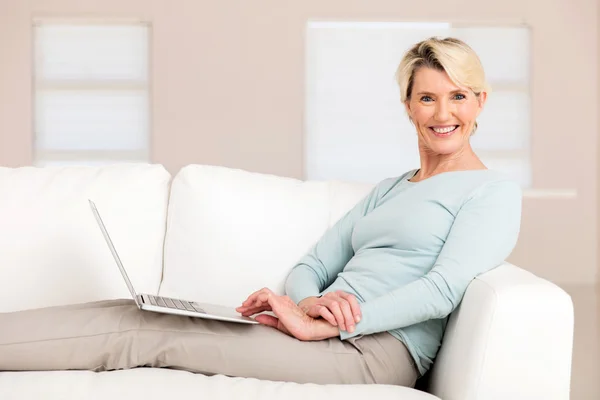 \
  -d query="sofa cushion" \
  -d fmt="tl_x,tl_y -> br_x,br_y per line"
326,180 -> 374,225
0,369 -> 440,400
160,165 -> 346,307
0,164 -> 171,312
